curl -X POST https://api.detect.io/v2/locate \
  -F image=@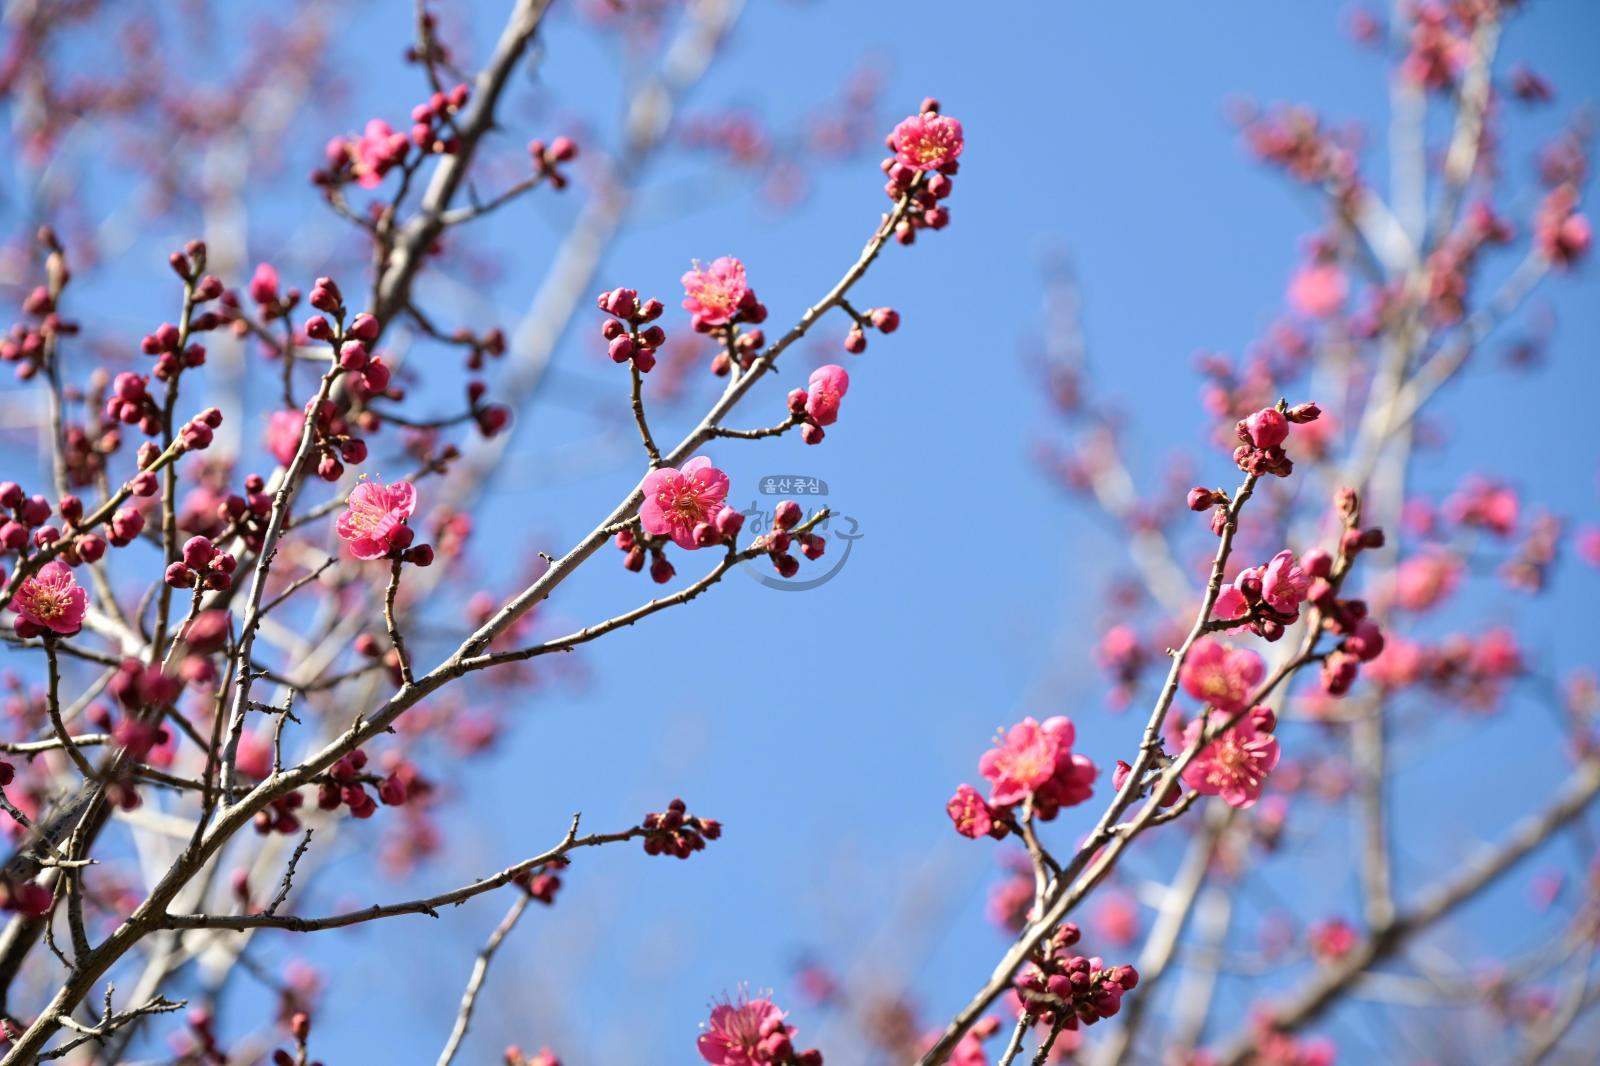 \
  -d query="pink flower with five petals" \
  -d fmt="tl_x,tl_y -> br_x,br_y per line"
336,479 -> 417,560
640,457 -> 730,550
